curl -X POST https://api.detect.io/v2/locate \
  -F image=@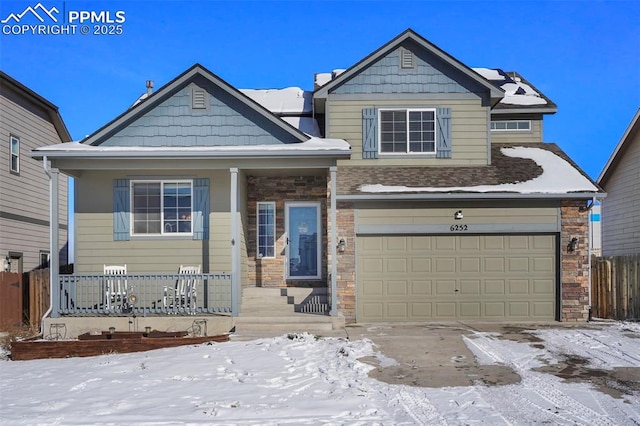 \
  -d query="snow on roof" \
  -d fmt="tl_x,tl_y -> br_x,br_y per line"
359,146 -> 598,194
240,87 -> 312,115
314,69 -> 347,88
473,68 -> 548,106
281,116 -> 321,137
33,138 -> 350,155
